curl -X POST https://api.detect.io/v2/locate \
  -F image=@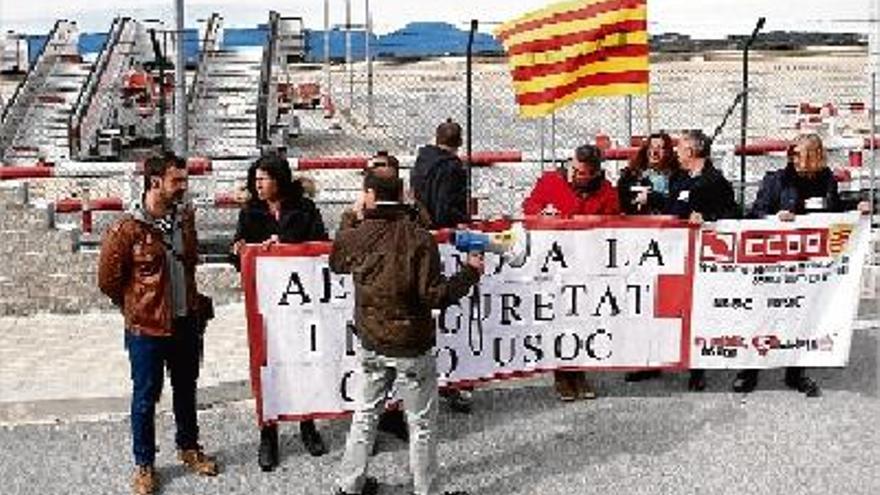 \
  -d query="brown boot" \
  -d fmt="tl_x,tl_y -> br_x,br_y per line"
554,371 -> 577,402
573,373 -> 597,400
132,465 -> 158,495
178,446 -> 219,476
